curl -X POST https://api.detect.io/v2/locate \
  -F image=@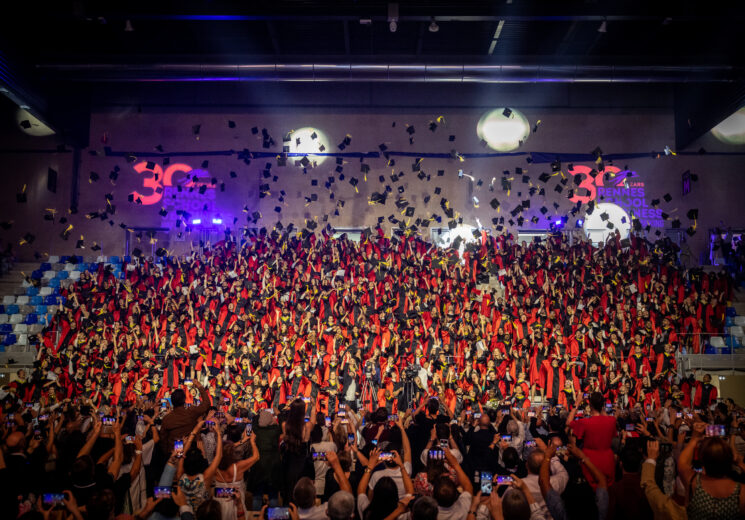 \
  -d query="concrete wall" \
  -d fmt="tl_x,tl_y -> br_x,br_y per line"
1,102 -> 744,261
